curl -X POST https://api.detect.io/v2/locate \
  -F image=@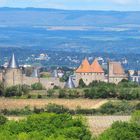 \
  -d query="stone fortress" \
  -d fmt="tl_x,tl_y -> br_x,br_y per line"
0,54 -> 64,89
0,54 -> 128,89
75,58 -> 128,86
